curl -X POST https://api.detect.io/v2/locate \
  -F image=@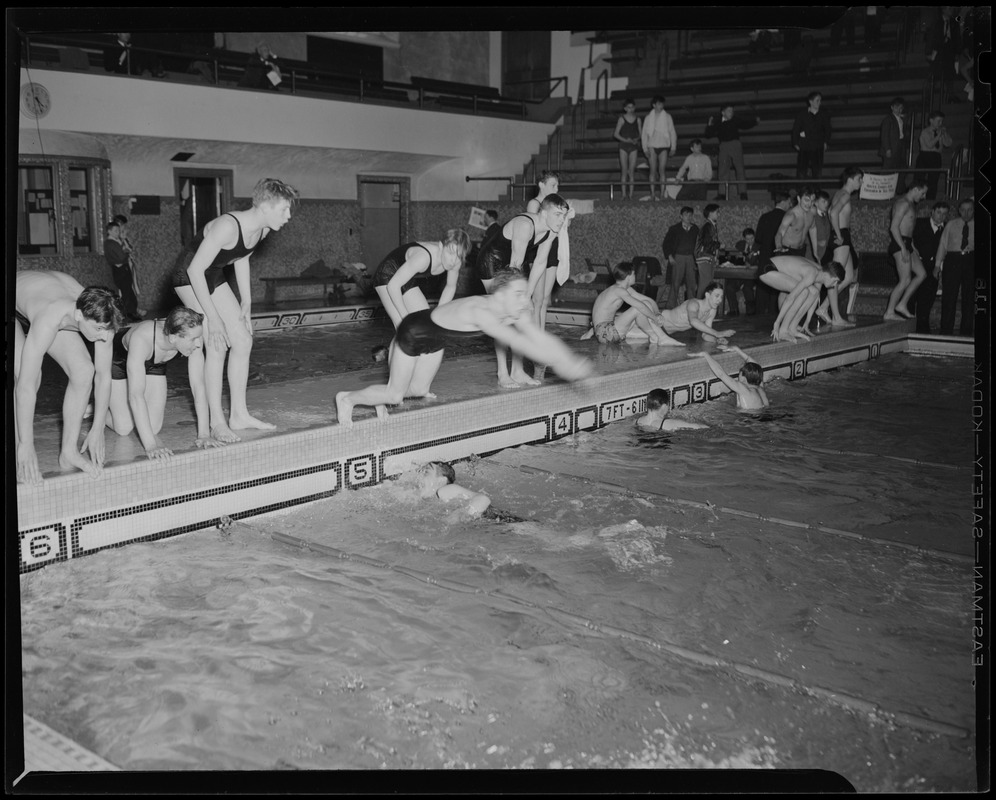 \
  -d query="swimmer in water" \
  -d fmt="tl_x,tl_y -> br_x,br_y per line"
408,461 -> 526,524
636,388 -> 709,431
690,346 -> 769,410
